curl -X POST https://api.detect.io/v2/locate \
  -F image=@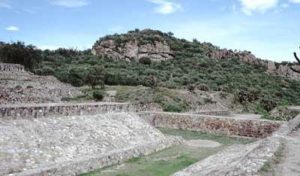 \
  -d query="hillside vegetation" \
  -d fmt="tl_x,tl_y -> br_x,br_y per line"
0,29 -> 300,115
